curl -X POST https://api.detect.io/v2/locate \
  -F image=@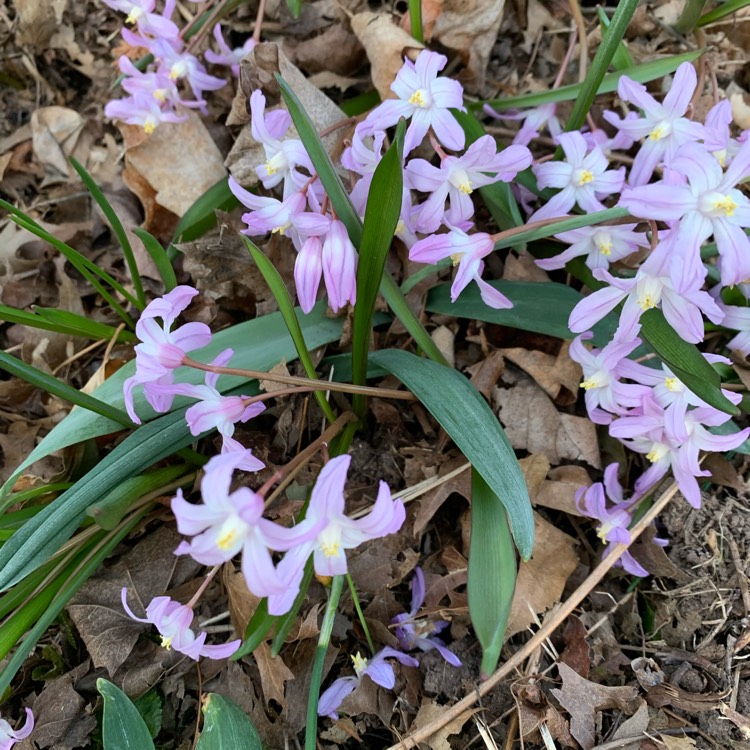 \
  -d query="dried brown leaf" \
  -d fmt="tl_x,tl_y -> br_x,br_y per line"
551,662 -> 638,750
560,616 -> 590,679
507,513 -> 578,636
535,465 -> 591,515
499,345 -> 581,403
254,641 -> 295,712
350,12 -> 423,100
223,565 -> 262,637
411,700 -> 475,750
